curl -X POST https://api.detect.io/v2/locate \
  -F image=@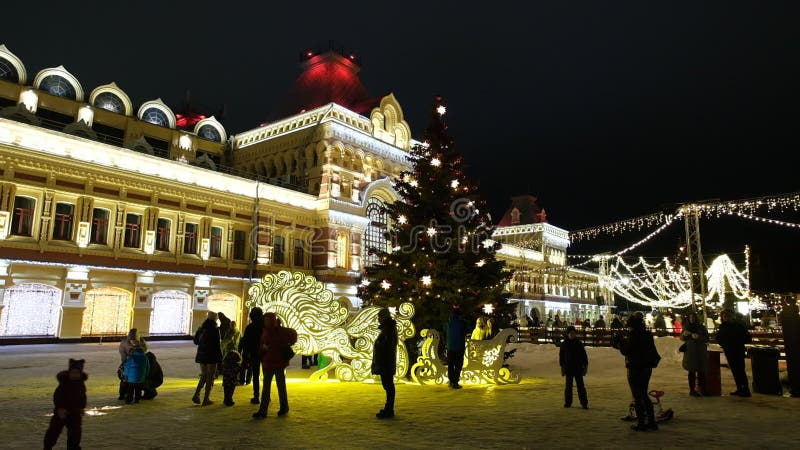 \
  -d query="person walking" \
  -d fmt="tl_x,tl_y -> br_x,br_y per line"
716,309 -> 752,397
447,305 -> 468,389
43,359 -> 87,450
614,312 -> 661,431
252,312 -> 297,419
372,308 -> 398,418
681,312 -> 709,396
238,307 -> 264,404
193,311 -> 222,406
559,326 -> 589,409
